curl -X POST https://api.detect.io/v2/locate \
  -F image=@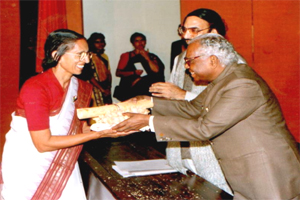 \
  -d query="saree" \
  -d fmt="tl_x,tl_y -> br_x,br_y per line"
90,54 -> 110,106
1,76 -> 92,200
